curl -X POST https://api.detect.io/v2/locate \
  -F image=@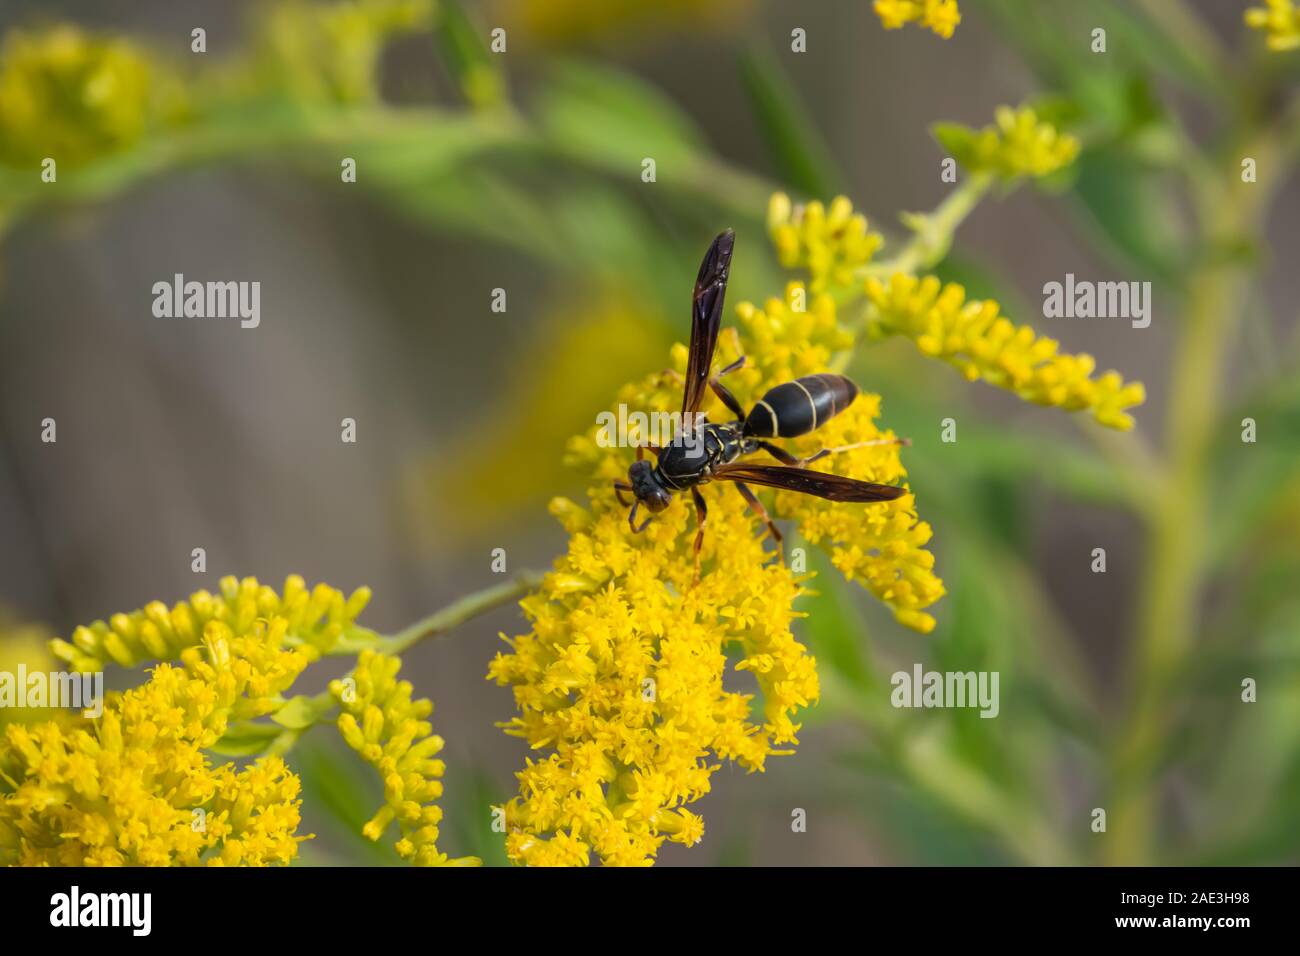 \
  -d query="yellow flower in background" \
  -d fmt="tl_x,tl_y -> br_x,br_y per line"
767,194 -> 884,294
937,106 -> 1080,181
249,0 -> 433,105
416,298 -> 669,542
1,619 -> 309,866
874,0 -> 961,39
330,649 -> 480,866
0,25 -> 183,168
866,273 -> 1146,430
0,615 -> 60,728
50,575 -> 373,673
1246,0 -> 1300,50
490,266 -> 942,866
